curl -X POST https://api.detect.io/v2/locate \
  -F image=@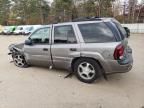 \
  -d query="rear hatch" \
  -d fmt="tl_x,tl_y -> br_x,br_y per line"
112,19 -> 133,65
